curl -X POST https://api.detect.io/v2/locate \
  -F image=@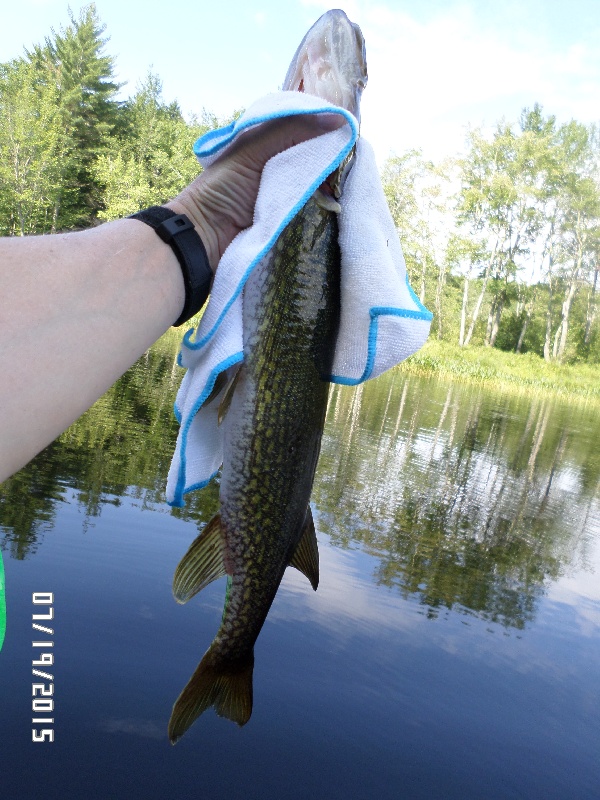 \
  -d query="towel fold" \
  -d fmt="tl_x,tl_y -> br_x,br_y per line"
166,92 -> 432,507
